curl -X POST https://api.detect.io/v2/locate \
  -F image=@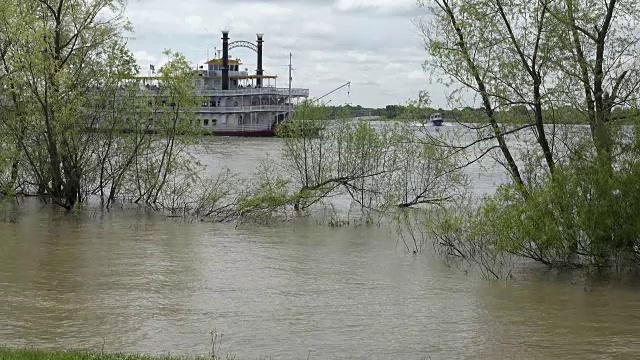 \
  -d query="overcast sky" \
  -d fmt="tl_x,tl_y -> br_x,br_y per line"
124,0 -> 446,108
